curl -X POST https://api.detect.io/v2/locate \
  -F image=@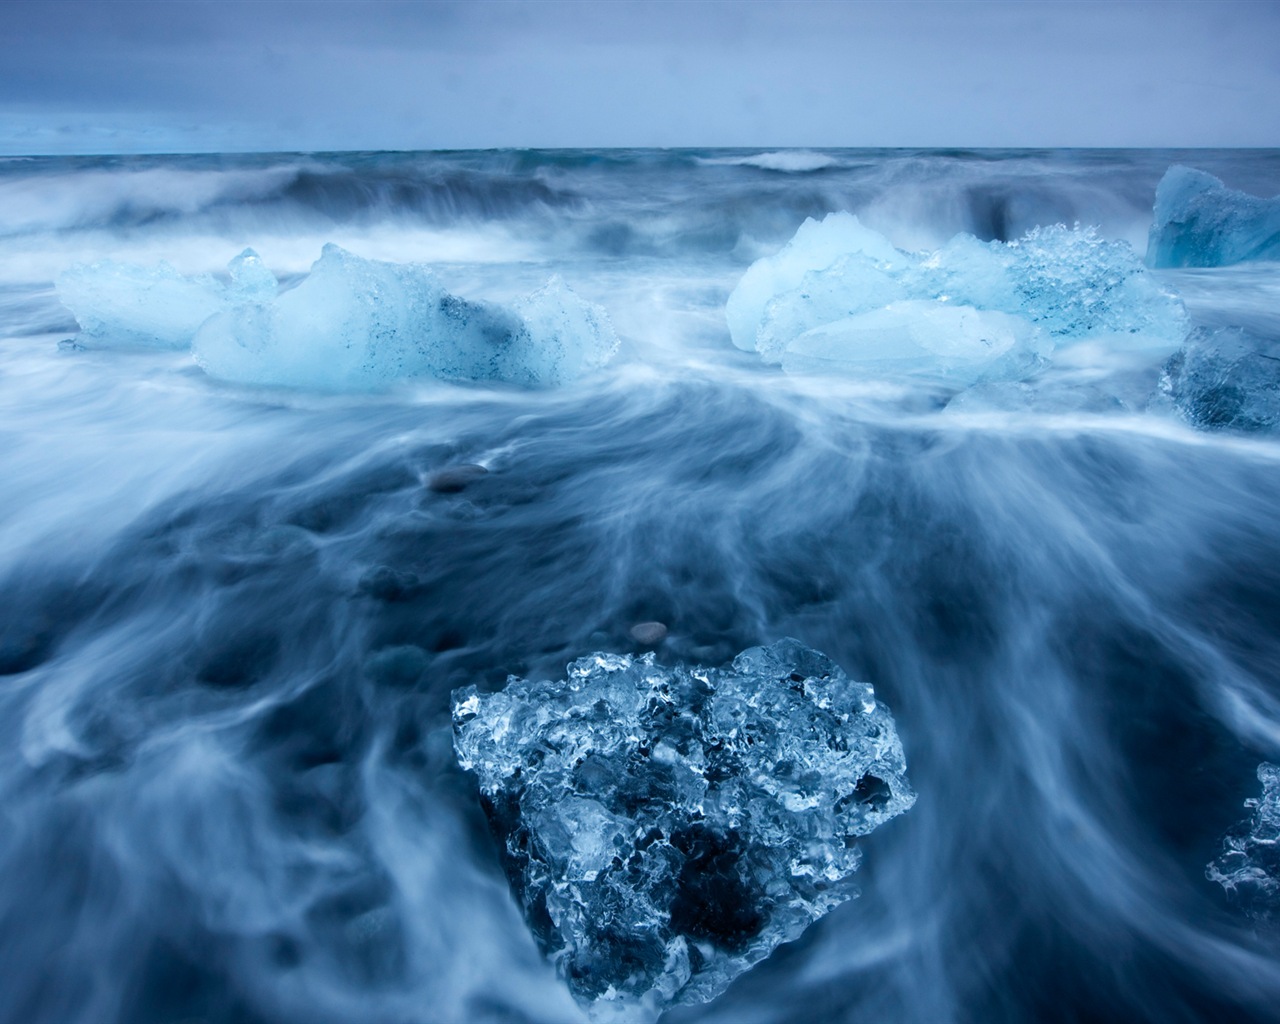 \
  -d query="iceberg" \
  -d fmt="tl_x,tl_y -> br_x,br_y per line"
57,245 -> 617,389
1207,763 -> 1280,926
1147,166 -> 1280,268
452,639 -> 914,1022
56,249 -> 276,349
730,215 -> 1187,382
1158,327 -> 1280,433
